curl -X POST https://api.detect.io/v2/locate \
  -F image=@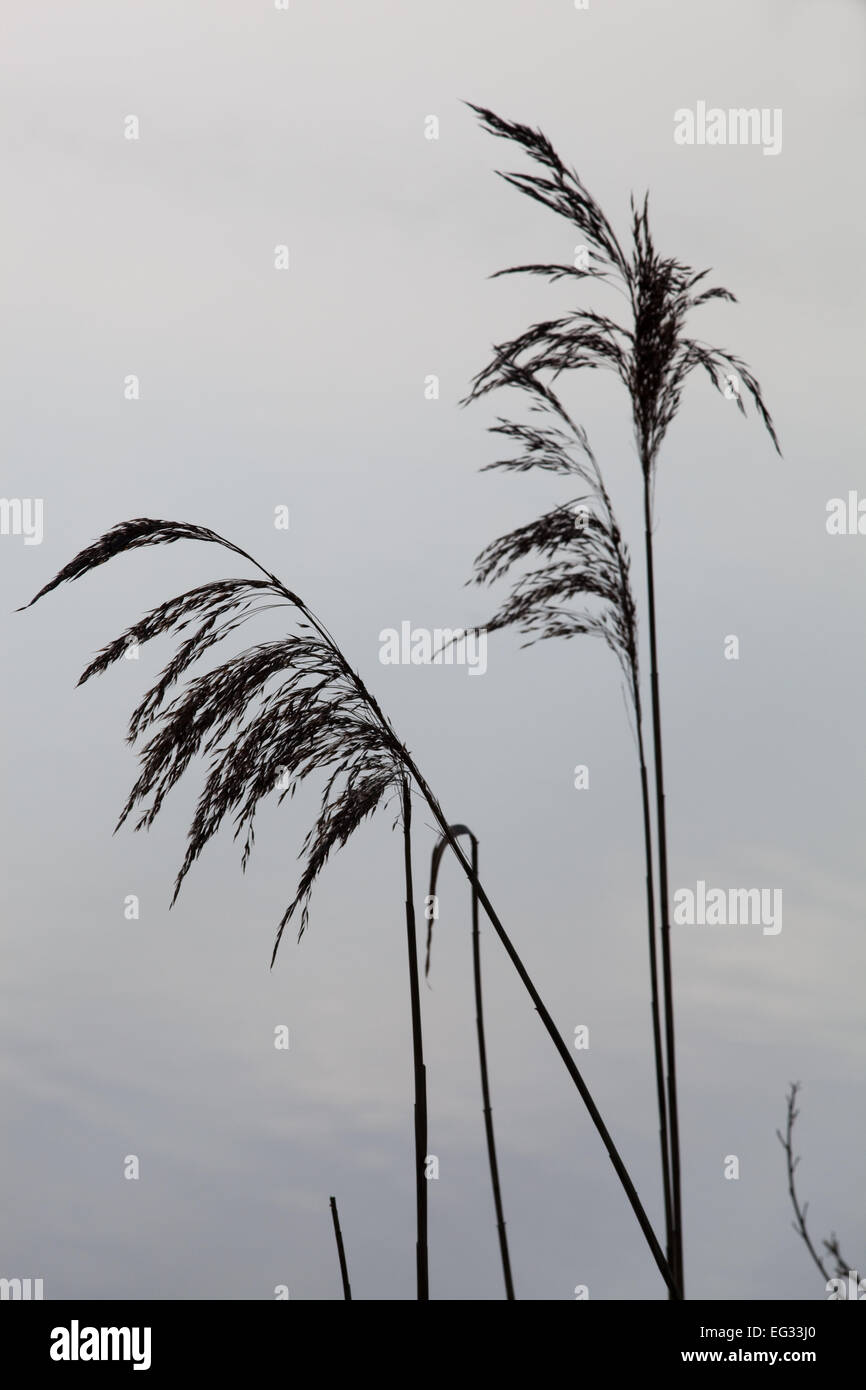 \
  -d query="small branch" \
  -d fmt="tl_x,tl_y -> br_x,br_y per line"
776,1083 -> 854,1282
